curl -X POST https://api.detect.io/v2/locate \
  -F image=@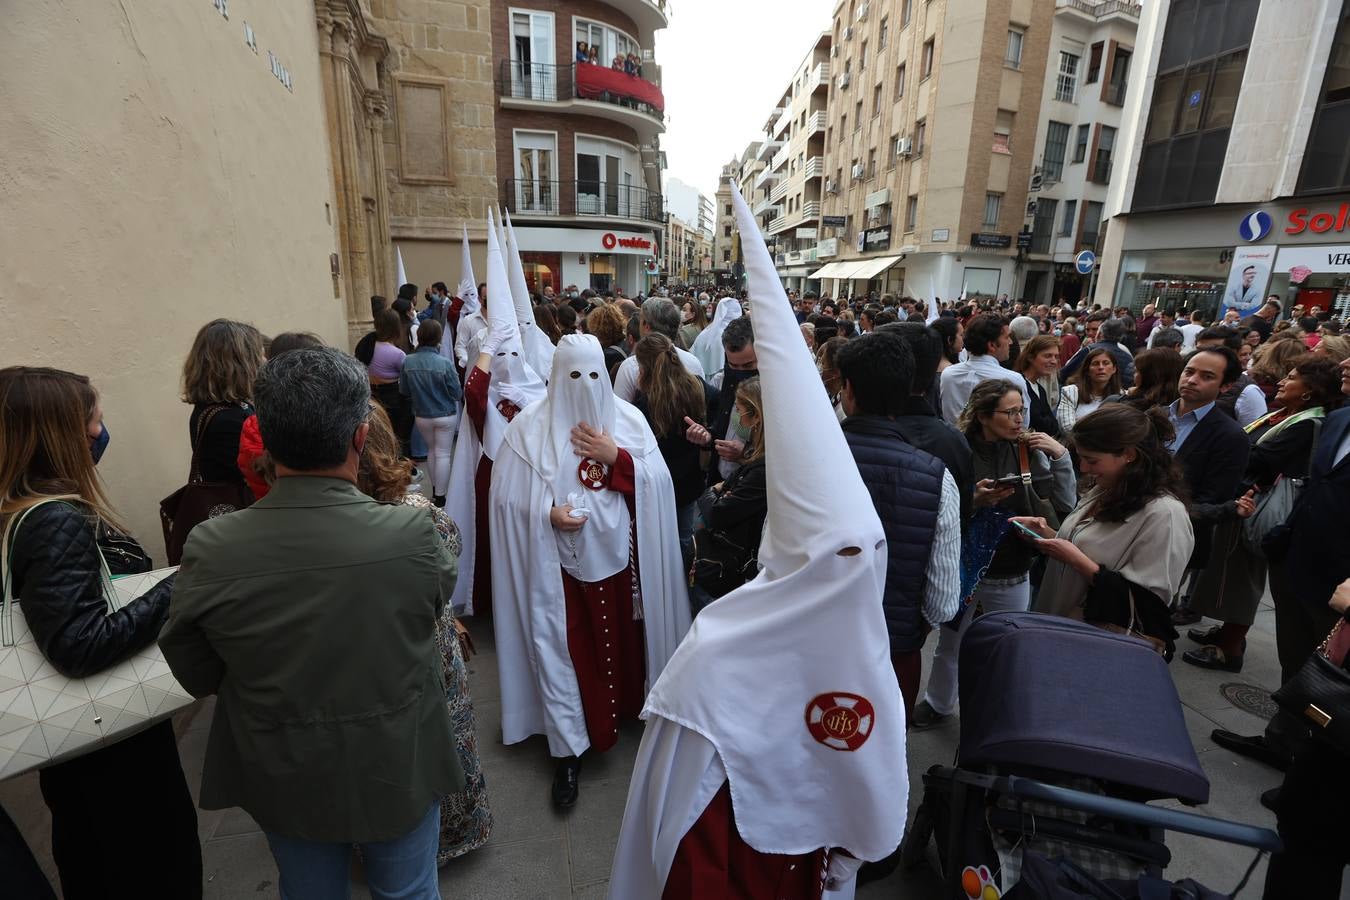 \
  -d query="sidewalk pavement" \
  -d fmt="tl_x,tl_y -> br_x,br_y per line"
1,594 -> 1335,898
